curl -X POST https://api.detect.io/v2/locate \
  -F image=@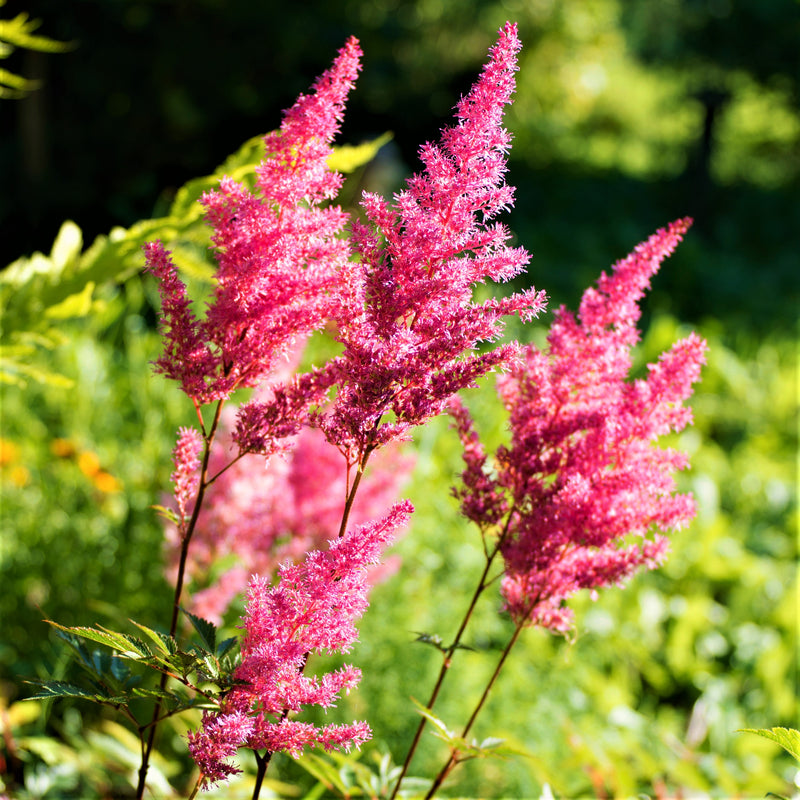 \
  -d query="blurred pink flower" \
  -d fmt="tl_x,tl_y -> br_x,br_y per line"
167,402 -> 413,622
169,427 -> 204,538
